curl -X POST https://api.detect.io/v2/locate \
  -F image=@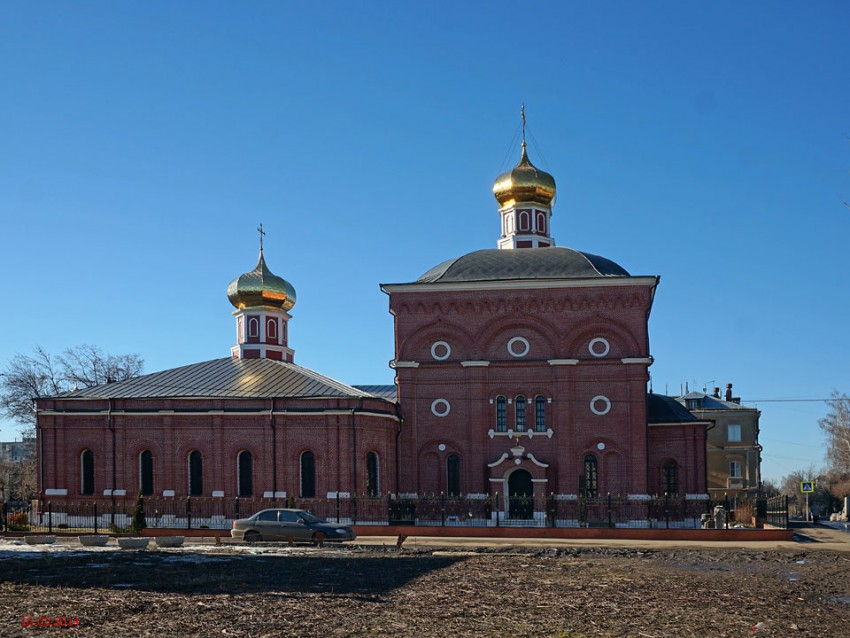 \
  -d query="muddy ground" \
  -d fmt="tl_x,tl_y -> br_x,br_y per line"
1,542 -> 849,637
